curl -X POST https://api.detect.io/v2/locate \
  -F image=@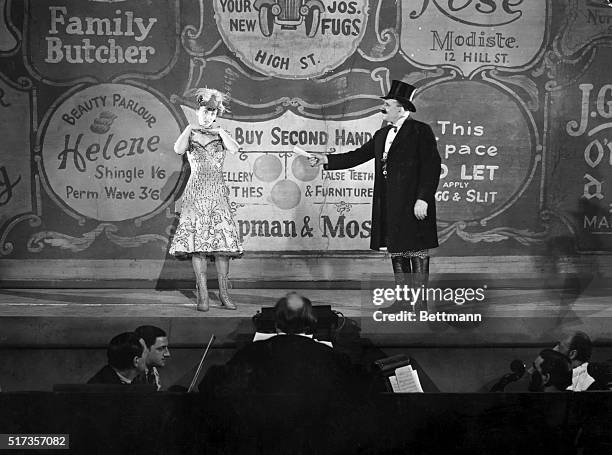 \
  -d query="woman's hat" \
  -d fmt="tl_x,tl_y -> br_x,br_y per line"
194,88 -> 226,113
381,80 -> 417,112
